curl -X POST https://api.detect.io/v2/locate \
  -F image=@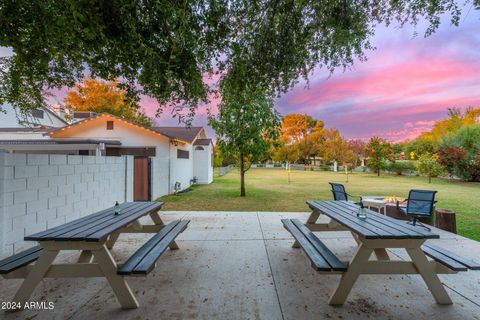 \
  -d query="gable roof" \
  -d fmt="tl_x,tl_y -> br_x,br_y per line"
151,127 -> 203,144
48,113 -> 205,144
